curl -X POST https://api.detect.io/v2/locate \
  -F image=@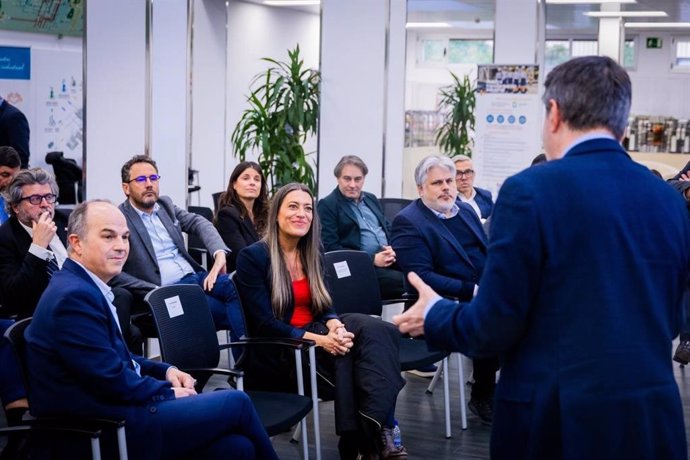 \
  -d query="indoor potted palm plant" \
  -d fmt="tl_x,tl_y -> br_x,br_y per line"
435,72 -> 476,157
231,45 -> 320,193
